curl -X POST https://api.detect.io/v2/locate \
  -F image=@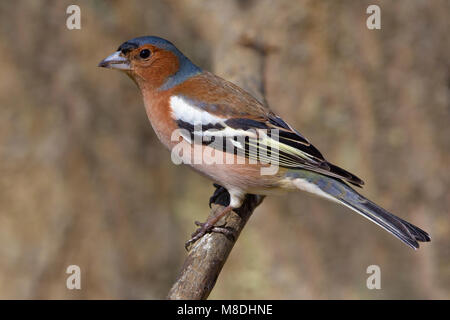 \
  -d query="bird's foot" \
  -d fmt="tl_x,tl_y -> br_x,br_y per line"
185,202 -> 237,251
184,221 -> 236,250
209,183 -> 230,208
